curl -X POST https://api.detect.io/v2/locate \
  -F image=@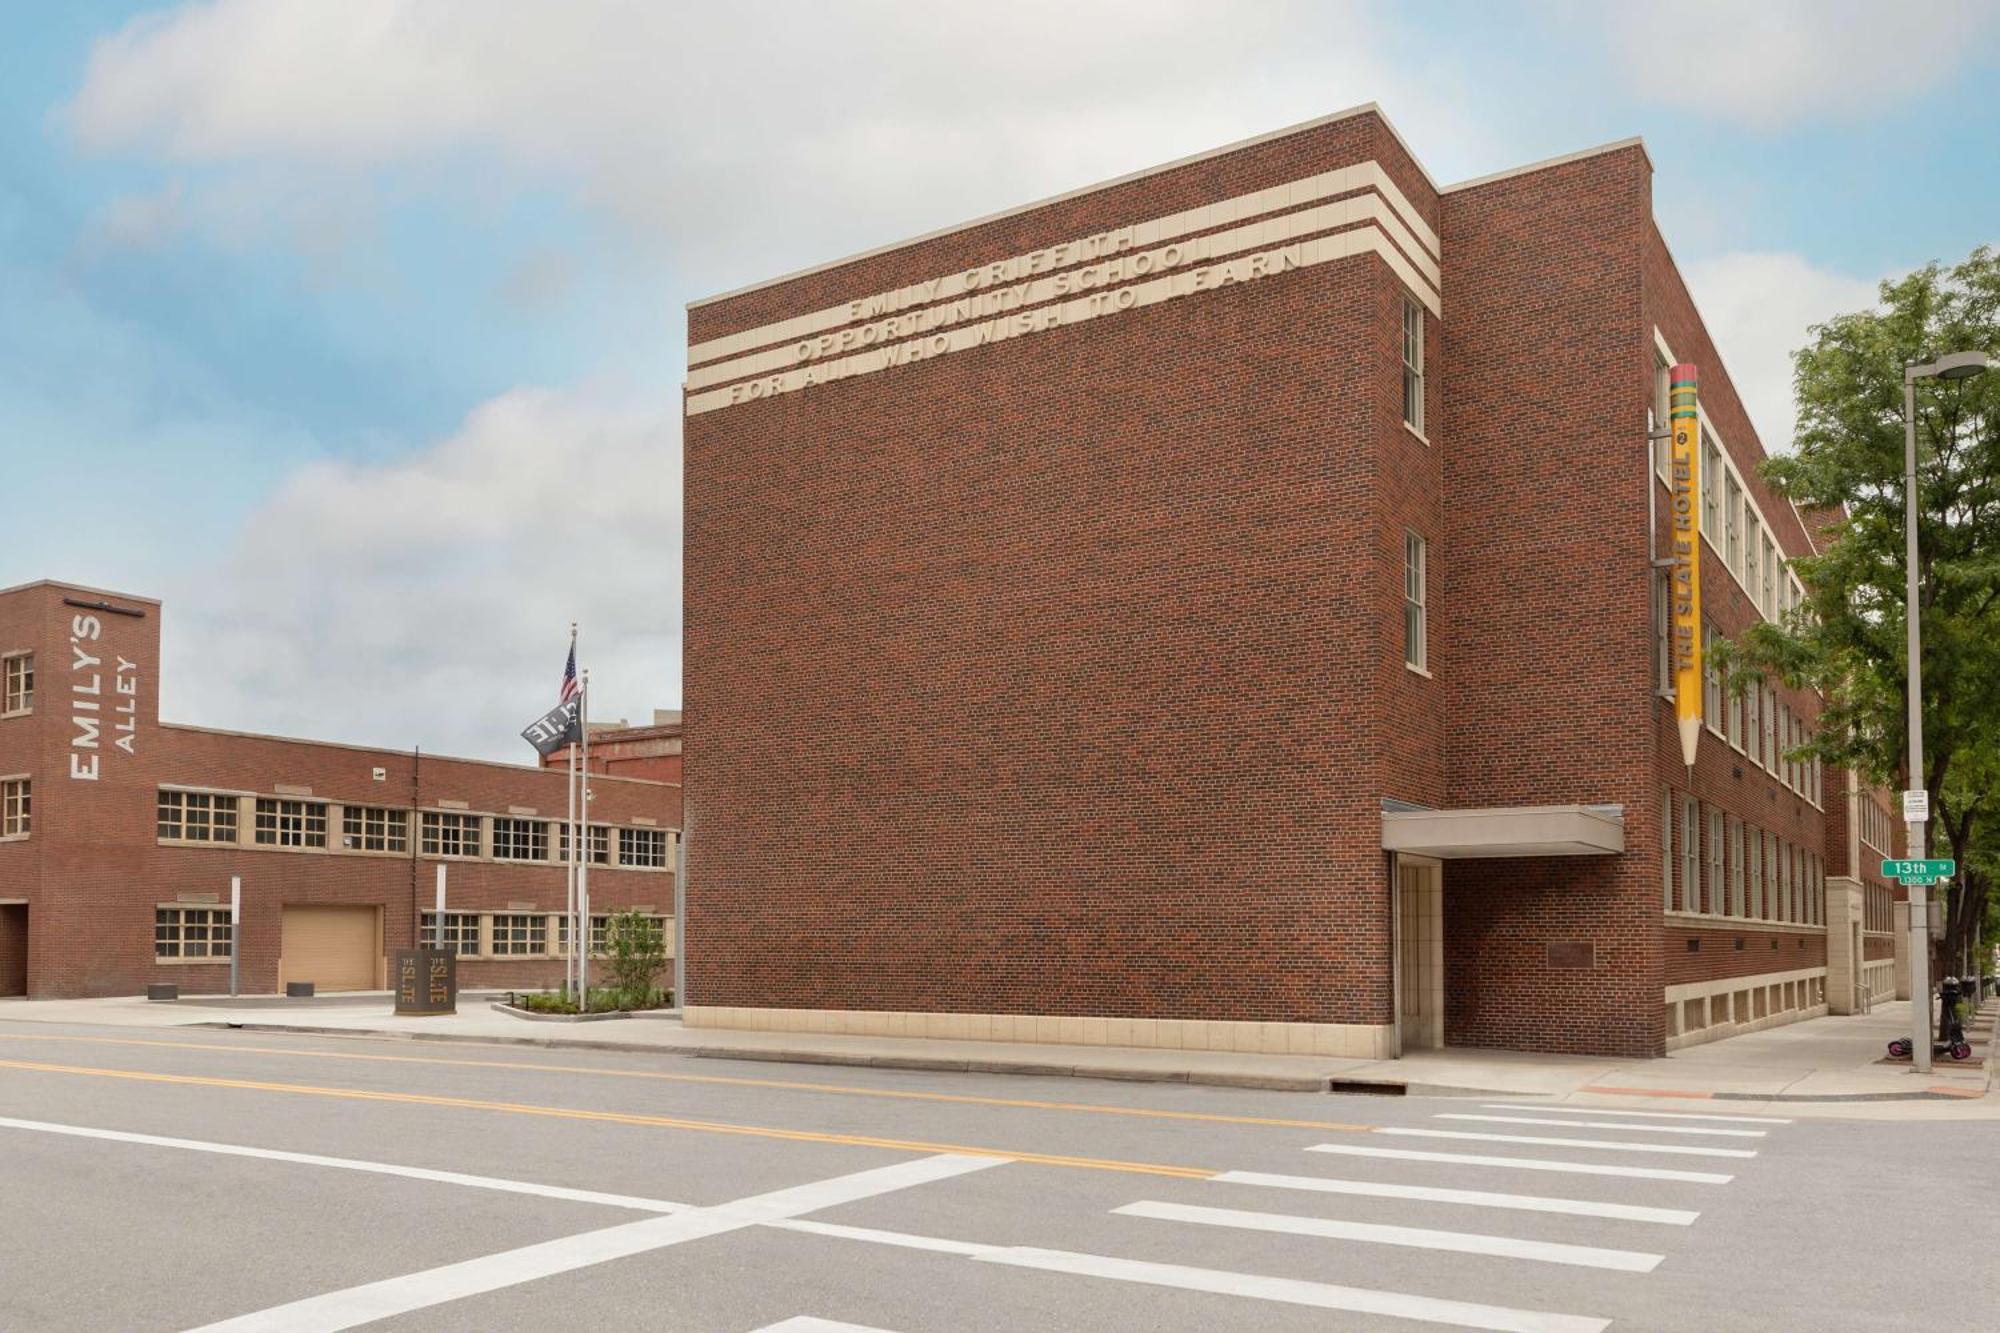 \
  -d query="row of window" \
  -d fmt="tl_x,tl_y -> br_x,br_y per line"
420,910 -> 668,959
1864,882 -> 1895,935
2,652 -> 30,714
1661,792 -> 1826,926
153,906 -> 668,960
1858,796 -> 1895,858
1651,356 -> 1807,623
155,788 -> 673,868
1,777 -> 26,838
1697,627 -> 1821,801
